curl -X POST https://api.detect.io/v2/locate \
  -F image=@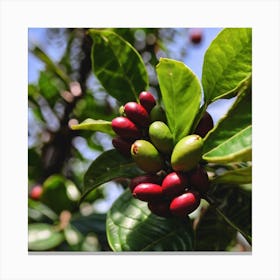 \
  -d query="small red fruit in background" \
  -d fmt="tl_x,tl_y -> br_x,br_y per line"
30,185 -> 43,200
139,91 -> 156,113
194,111 -> 214,138
190,29 -> 203,45
170,190 -> 201,217
129,174 -> 162,192
112,117 -> 142,139
148,200 -> 172,218
112,136 -> 134,157
188,165 -> 210,194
